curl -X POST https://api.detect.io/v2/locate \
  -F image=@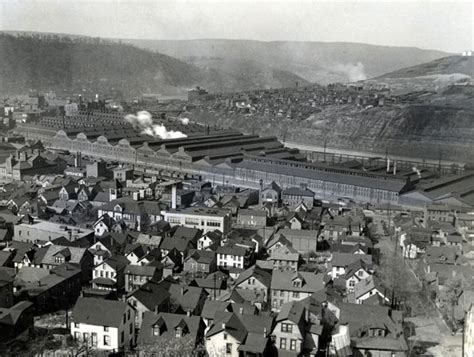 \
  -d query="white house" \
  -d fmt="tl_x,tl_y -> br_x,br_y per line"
216,245 -> 248,269
70,297 -> 135,352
